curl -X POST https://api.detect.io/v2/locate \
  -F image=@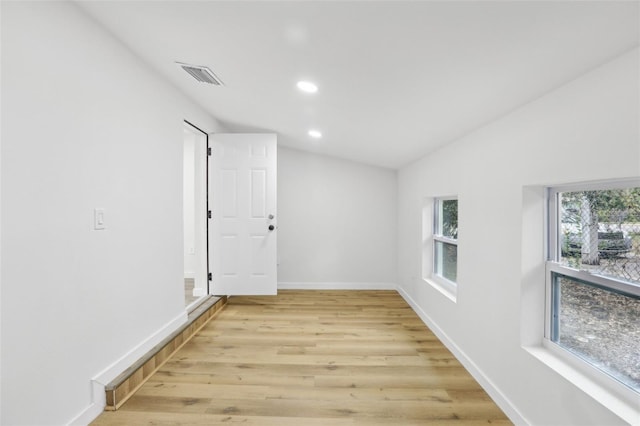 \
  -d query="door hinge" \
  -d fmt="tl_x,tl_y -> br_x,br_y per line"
207,147 -> 212,156
208,210 -> 212,219
208,272 -> 212,281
